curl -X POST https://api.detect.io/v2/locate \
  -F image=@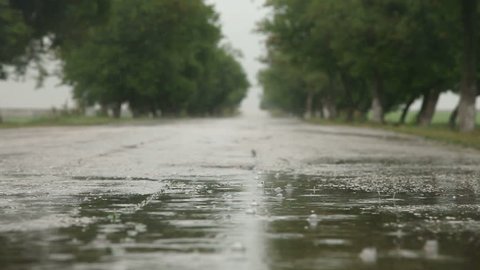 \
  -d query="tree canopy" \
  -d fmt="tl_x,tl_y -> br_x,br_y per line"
0,0 -> 109,78
61,0 -> 249,117
1,0 -> 249,118
259,0 -> 477,131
